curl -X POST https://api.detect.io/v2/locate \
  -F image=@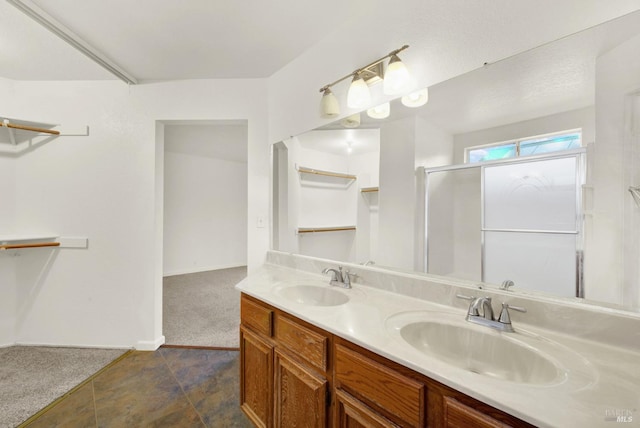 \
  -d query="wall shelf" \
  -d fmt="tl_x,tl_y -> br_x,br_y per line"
0,117 -> 89,155
1,117 -> 60,144
297,165 -> 356,181
0,235 -> 89,250
360,186 -> 379,193
297,226 -> 356,234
